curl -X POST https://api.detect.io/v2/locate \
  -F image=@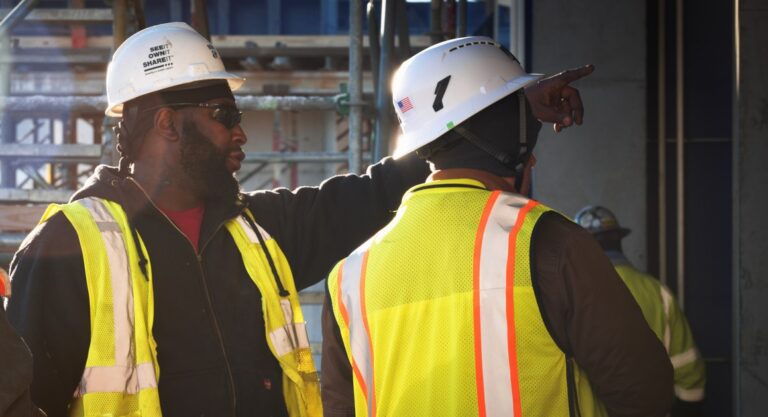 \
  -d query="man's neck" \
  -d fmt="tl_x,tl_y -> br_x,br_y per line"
428,168 -> 517,193
131,165 -> 204,211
